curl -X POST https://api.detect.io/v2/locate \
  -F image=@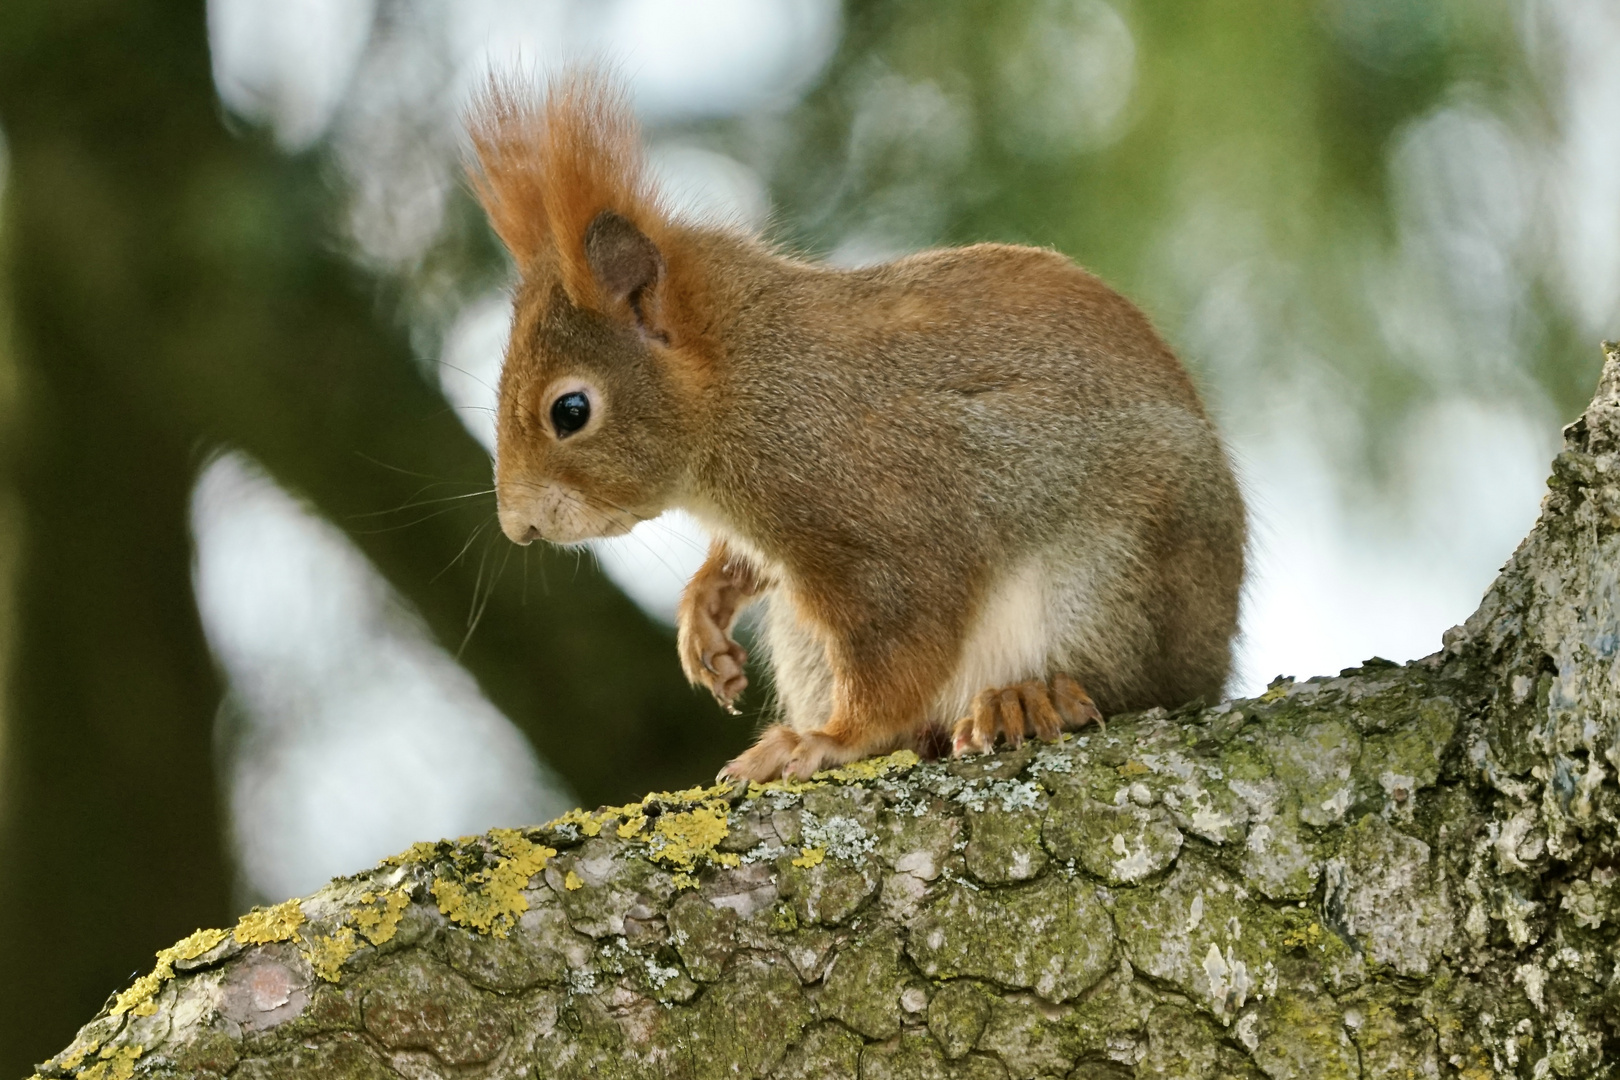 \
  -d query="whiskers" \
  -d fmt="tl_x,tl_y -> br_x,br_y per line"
458,530 -> 514,658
